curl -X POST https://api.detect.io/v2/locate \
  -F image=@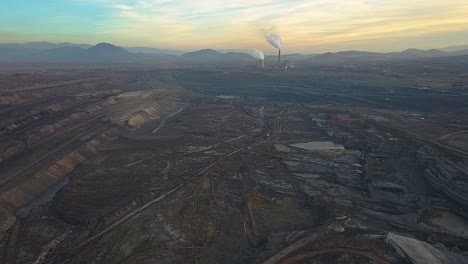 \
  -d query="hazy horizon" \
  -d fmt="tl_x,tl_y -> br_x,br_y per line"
1,0 -> 468,53
2,40 -> 468,55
